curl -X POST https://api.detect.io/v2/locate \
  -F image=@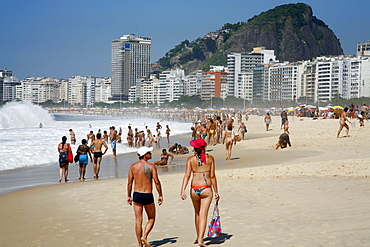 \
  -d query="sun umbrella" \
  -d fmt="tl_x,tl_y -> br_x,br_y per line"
332,105 -> 344,114
332,105 -> 343,110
